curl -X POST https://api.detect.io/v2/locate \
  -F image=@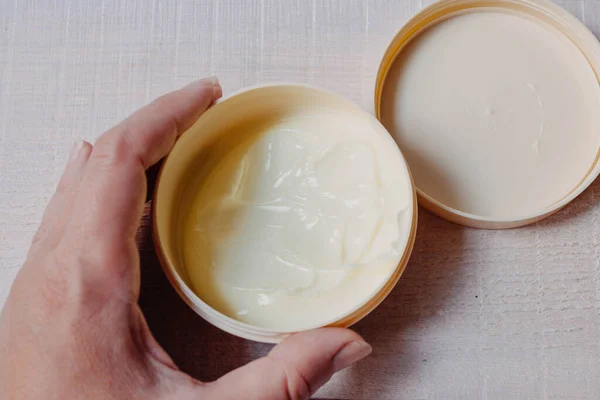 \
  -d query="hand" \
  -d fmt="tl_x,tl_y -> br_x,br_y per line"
0,78 -> 372,400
